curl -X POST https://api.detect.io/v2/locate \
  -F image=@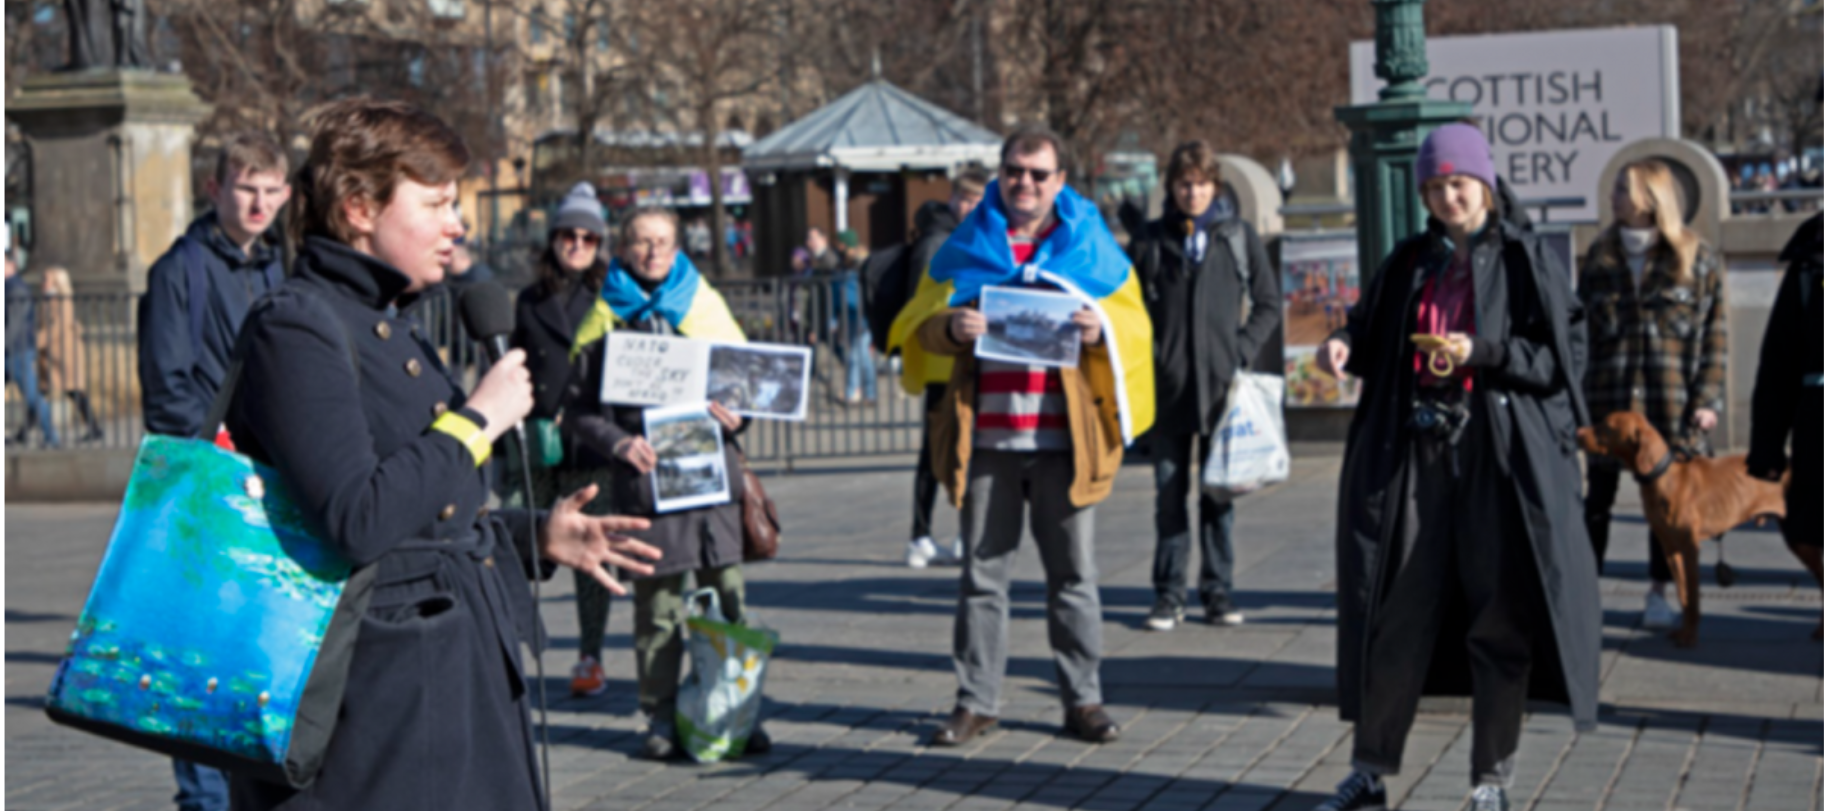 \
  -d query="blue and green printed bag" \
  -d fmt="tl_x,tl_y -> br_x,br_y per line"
46,434 -> 374,788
